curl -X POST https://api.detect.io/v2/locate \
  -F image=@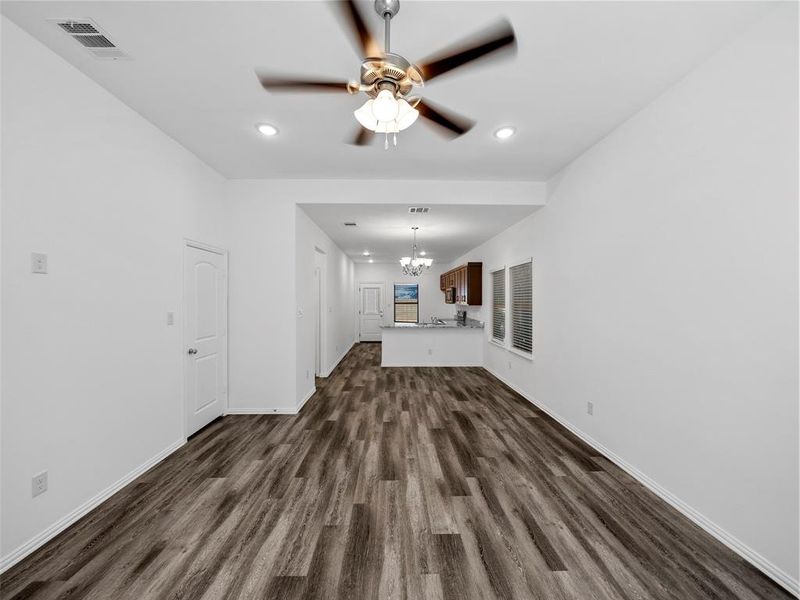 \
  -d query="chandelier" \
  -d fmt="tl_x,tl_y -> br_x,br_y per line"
400,226 -> 433,276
